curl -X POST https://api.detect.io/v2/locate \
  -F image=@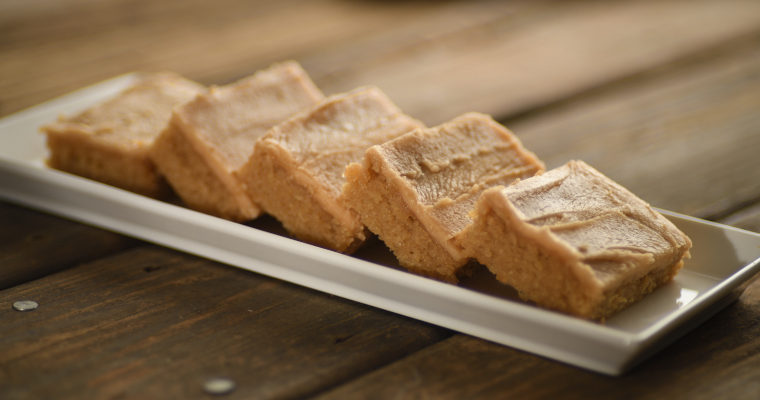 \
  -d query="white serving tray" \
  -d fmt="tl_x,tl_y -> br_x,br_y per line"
2,74 -> 759,375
